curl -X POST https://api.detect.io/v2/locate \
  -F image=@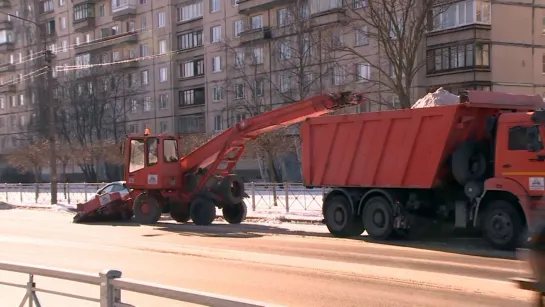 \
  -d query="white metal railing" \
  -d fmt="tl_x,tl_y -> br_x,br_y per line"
0,260 -> 282,307
111,0 -> 136,12
0,182 -> 327,214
